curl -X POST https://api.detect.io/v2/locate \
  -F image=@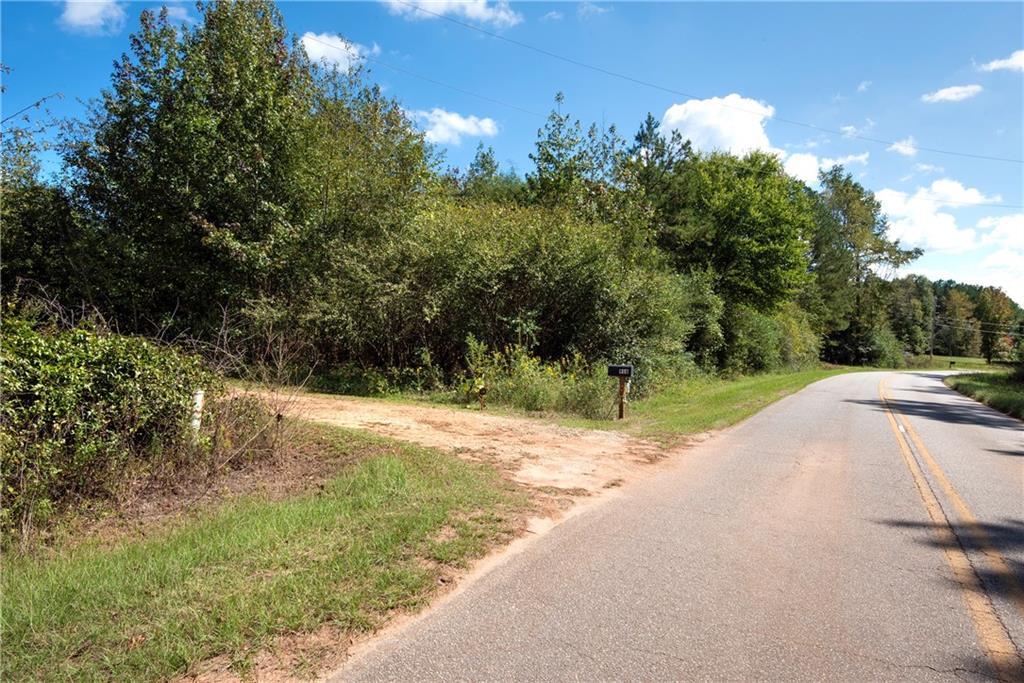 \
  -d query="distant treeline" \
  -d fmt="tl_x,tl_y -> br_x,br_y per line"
3,0 -> 1021,381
